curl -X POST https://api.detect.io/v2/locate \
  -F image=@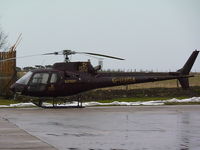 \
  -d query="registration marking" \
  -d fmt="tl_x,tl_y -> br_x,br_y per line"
112,77 -> 135,84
